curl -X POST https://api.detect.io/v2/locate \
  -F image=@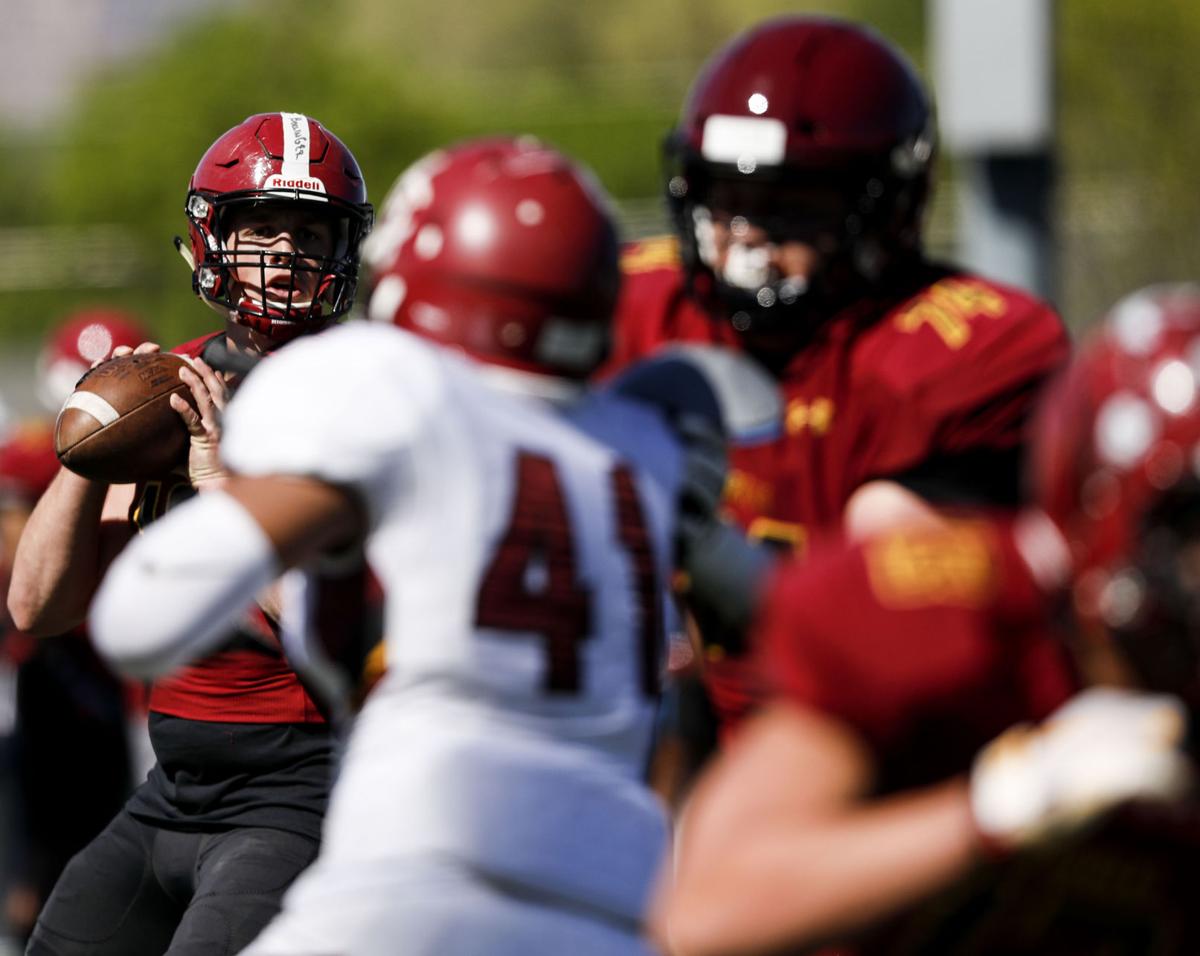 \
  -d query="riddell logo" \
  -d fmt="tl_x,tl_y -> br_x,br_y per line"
264,175 -> 327,193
